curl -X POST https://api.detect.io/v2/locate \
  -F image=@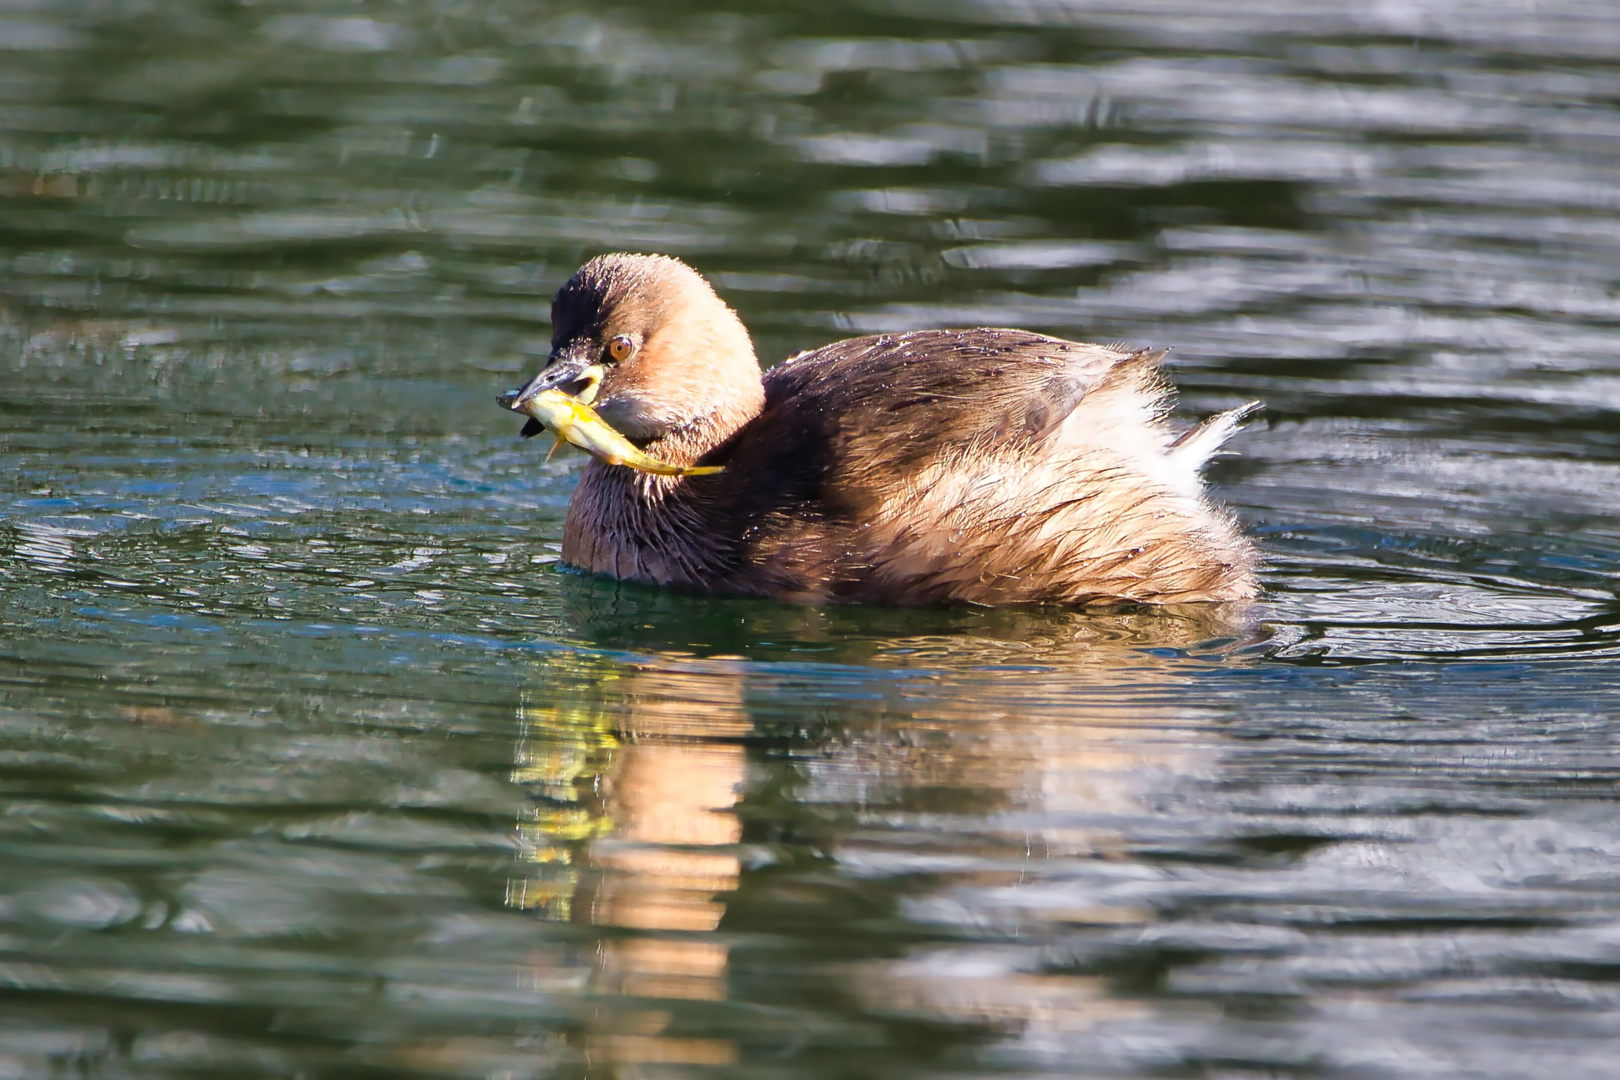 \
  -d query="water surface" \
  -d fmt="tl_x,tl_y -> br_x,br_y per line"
3,0 -> 1620,1076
